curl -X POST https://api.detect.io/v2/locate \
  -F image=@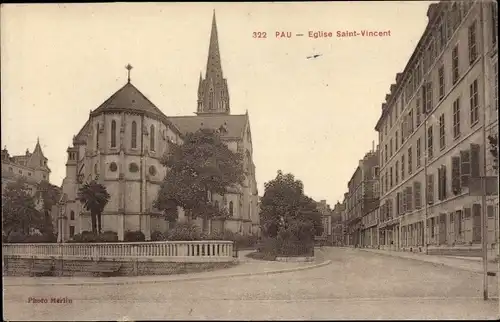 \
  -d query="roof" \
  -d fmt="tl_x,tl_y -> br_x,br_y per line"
169,114 -> 248,139
90,82 -> 182,136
